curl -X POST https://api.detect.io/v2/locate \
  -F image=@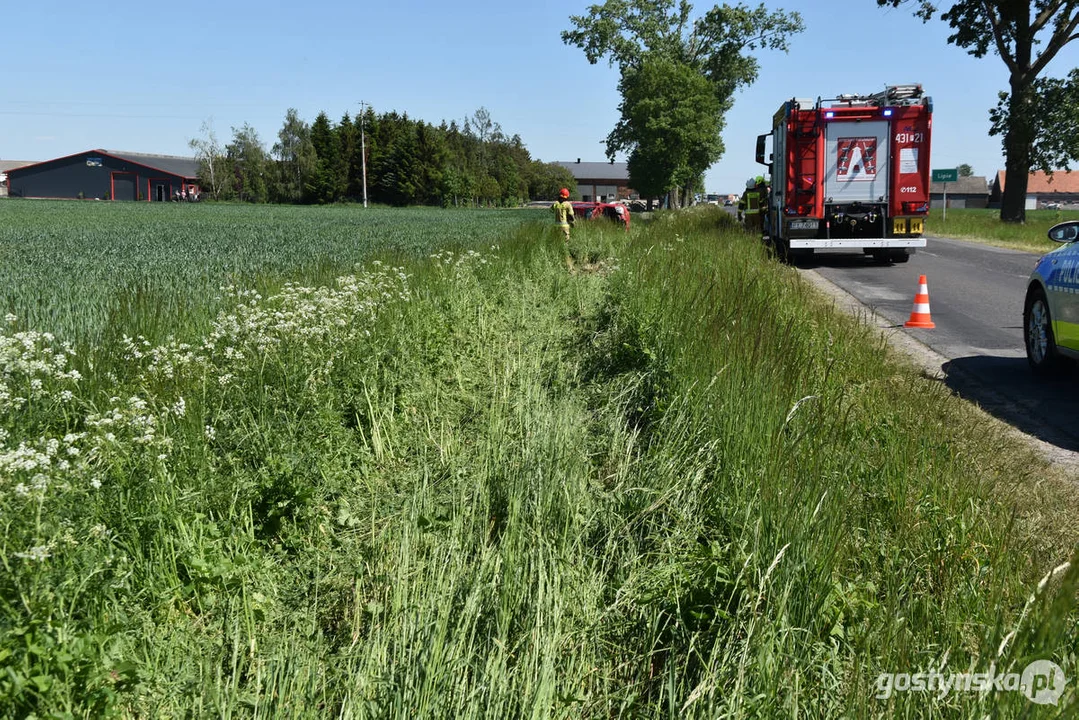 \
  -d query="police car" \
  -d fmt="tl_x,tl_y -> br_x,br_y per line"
1024,221 -> 1079,373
